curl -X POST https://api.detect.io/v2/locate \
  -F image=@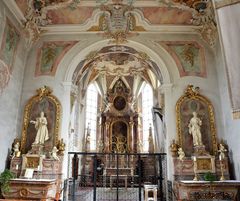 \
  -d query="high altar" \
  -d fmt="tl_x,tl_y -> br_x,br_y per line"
99,79 -> 139,154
